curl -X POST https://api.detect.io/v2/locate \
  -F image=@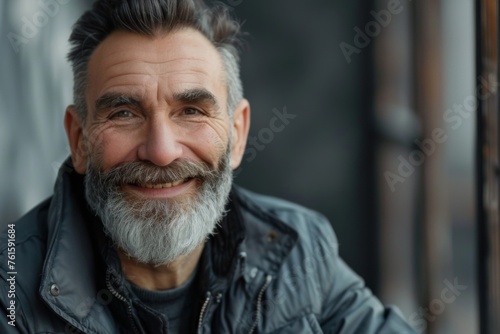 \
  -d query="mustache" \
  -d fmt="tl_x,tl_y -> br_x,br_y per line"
93,159 -> 217,186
